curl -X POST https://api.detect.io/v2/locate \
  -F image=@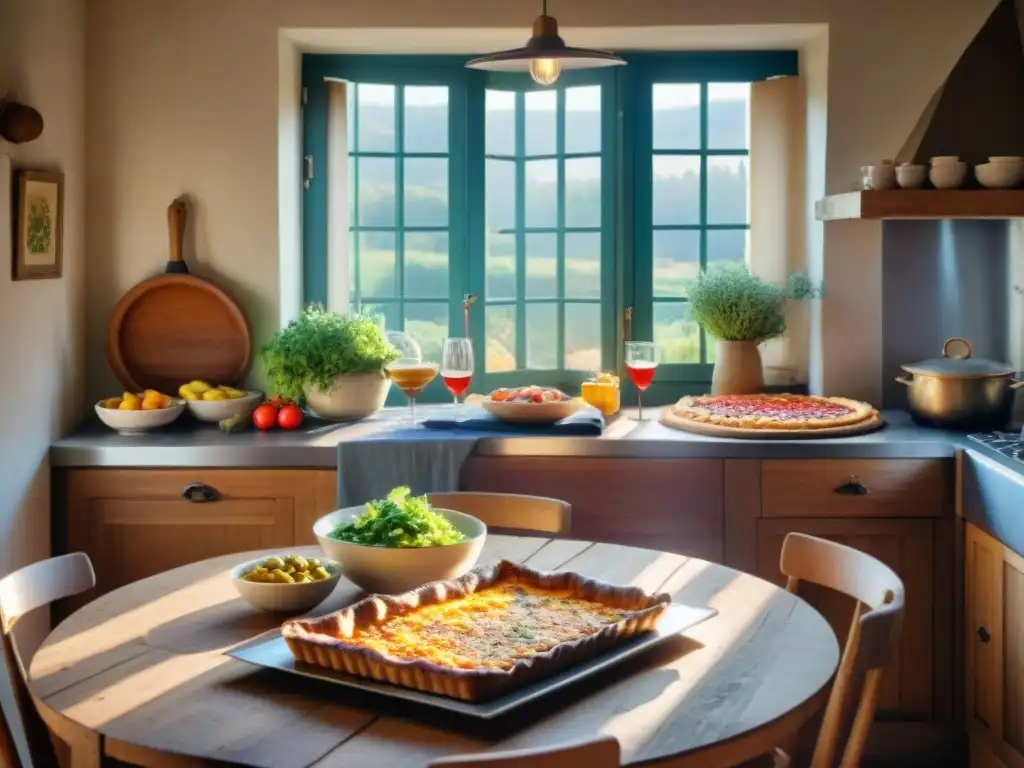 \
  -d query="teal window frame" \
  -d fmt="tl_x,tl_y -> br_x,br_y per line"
302,51 -> 798,404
